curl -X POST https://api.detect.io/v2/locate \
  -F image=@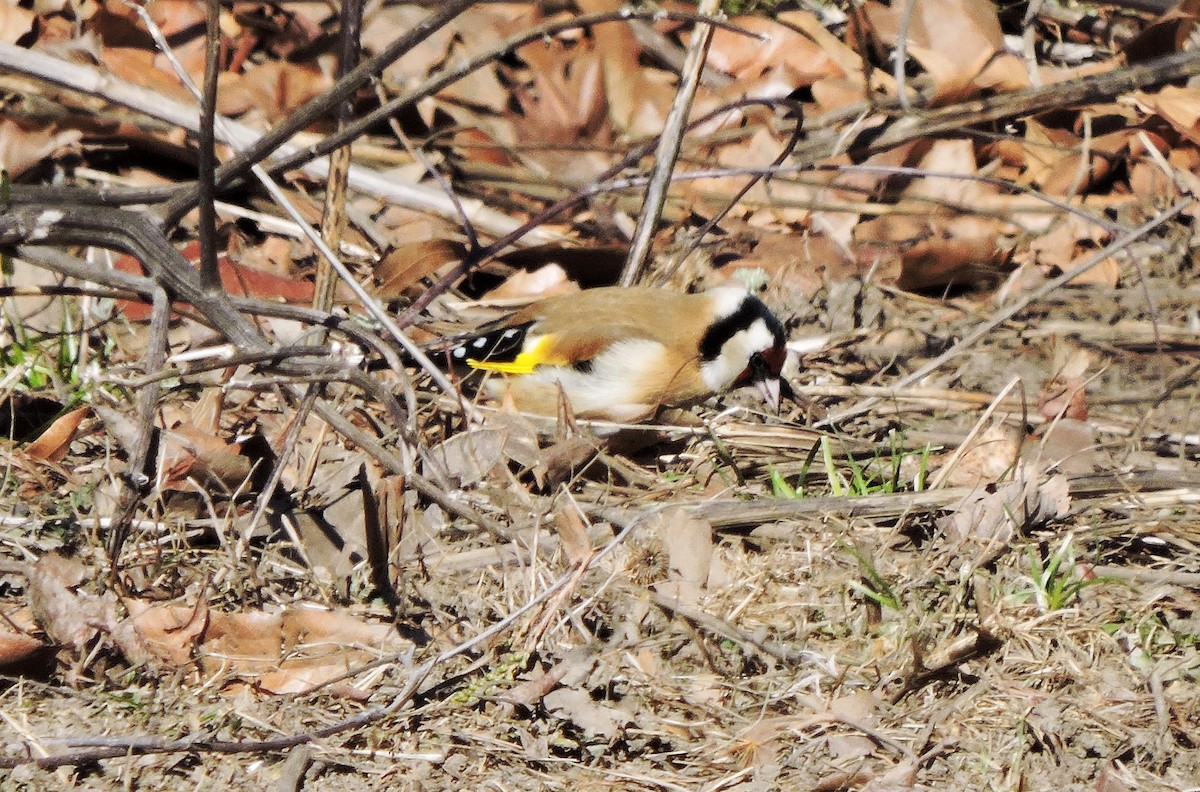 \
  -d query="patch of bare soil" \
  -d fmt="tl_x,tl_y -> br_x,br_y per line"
3,1 -> 1200,790
4,240 -> 1200,791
